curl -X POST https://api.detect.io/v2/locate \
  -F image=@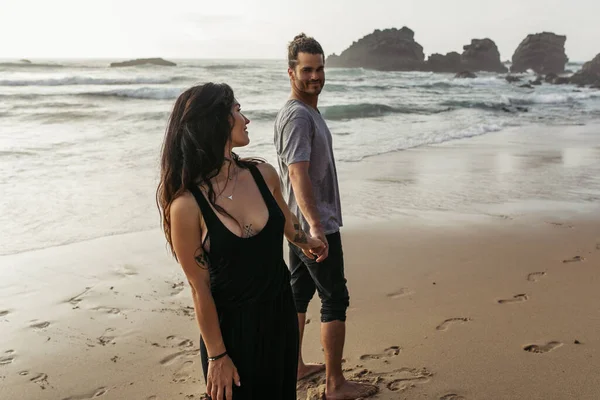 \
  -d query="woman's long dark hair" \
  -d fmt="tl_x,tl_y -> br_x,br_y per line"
157,82 -> 259,257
